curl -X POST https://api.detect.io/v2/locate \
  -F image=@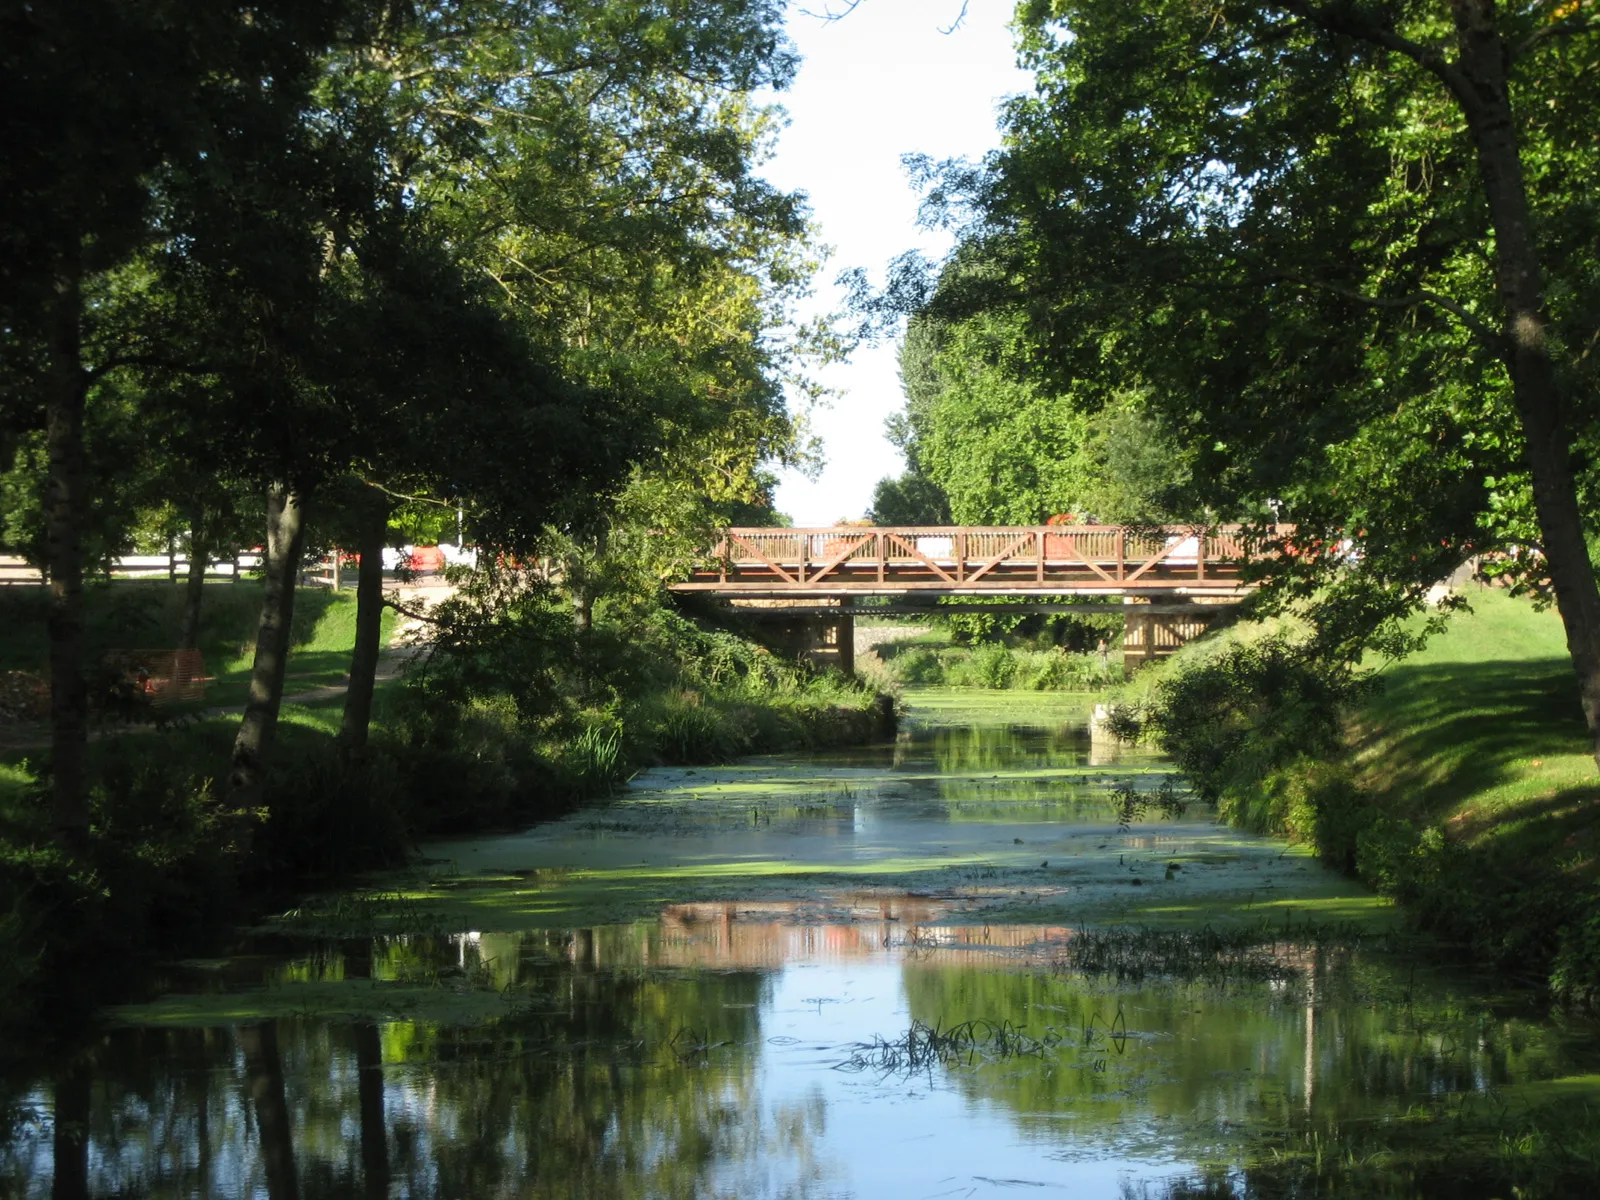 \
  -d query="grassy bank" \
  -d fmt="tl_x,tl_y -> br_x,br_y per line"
1118,589 -> 1600,999
0,583 -> 892,1037
0,580 -> 396,713
1348,590 -> 1600,993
